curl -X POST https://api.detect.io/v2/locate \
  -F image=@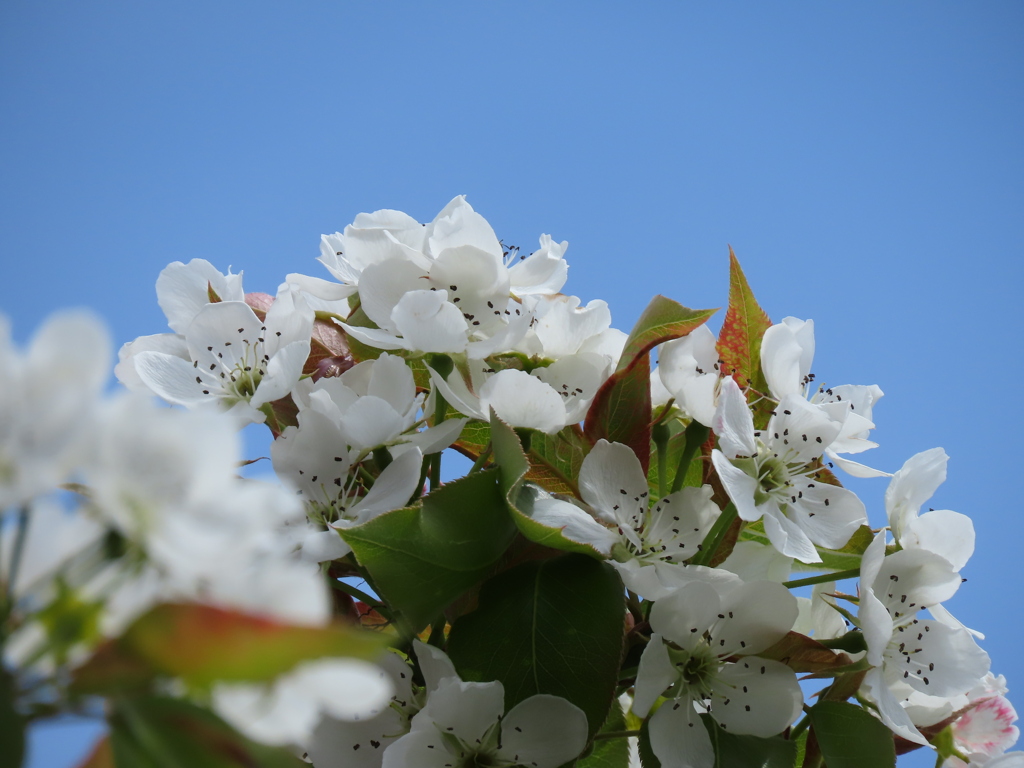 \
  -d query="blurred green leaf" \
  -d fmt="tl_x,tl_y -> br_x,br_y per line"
107,695 -> 305,768
808,700 -> 896,767
342,467 -> 516,632
1,666 -> 25,768
447,553 -> 625,739
702,713 -> 797,768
